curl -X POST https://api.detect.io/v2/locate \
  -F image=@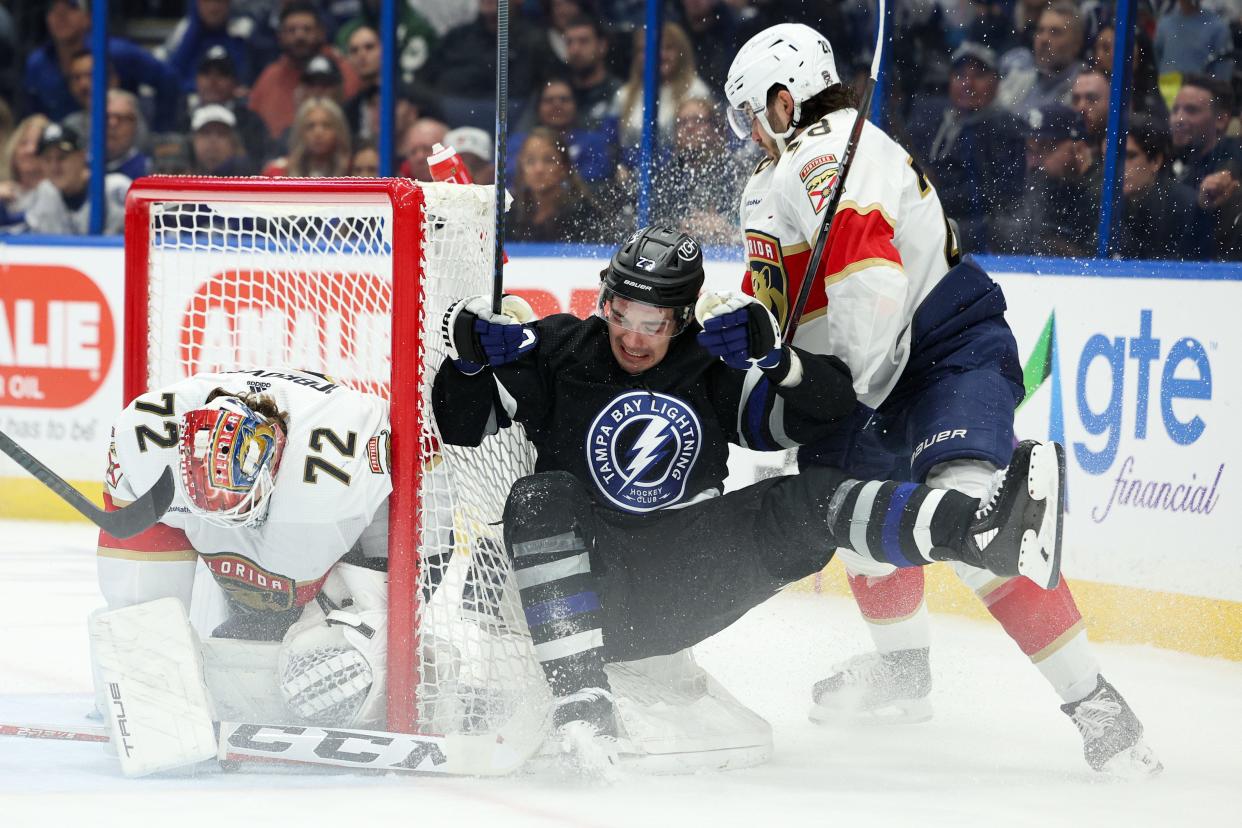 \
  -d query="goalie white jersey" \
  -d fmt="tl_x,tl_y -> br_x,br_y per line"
739,109 -> 959,408
98,368 -> 392,614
